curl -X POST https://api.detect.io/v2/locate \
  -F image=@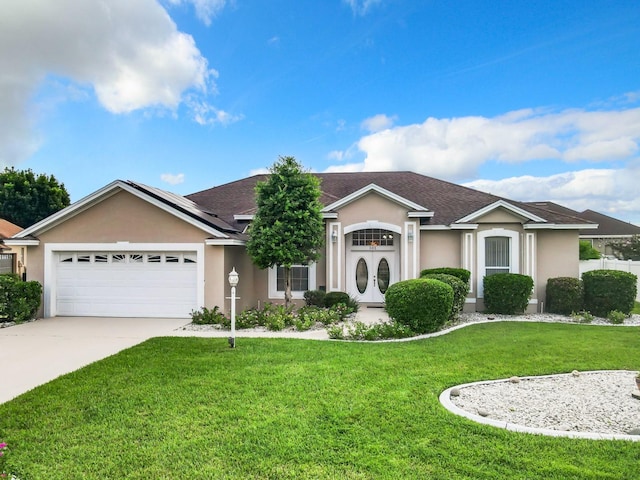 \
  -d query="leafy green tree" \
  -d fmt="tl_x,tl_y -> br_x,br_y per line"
0,167 -> 70,228
579,240 -> 601,260
246,156 -> 325,307
608,235 -> 640,260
